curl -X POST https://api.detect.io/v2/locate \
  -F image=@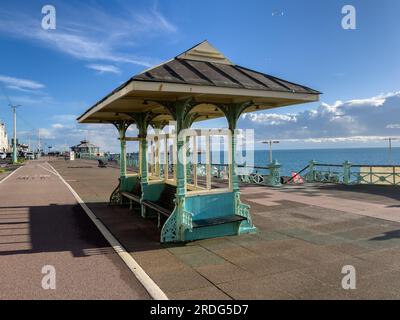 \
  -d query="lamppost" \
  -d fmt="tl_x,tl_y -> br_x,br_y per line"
9,104 -> 21,164
262,140 -> 280,163
385,137 -> 398,164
